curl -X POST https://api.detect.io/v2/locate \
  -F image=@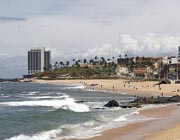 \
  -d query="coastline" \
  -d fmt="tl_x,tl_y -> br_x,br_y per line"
86,104 -> 180,140
34,79 -> 180,140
